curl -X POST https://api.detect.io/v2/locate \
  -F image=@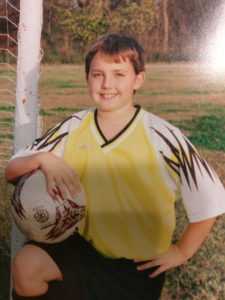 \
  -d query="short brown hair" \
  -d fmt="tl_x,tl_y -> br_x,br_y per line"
85,33 -> 145,77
